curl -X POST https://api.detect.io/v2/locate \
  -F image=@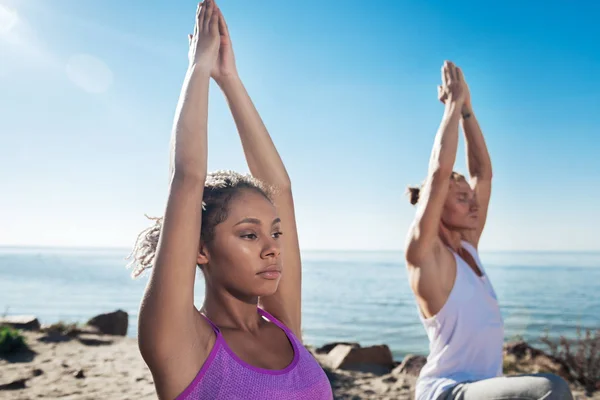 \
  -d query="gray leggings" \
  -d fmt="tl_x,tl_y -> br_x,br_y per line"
437,373 -> 573,400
